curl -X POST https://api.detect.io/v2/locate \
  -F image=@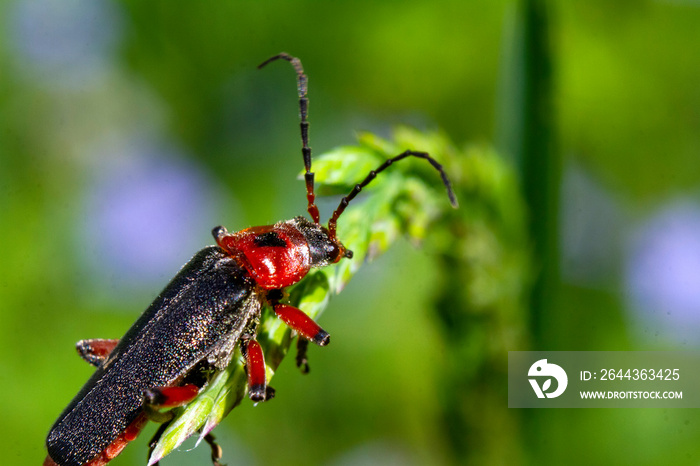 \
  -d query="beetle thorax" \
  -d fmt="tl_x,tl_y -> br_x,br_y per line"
215,217 -> 345,290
